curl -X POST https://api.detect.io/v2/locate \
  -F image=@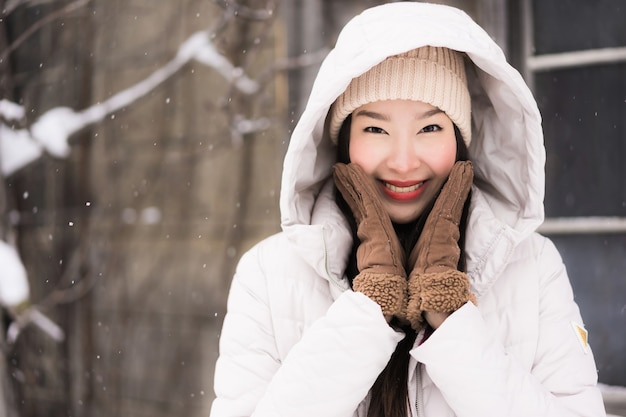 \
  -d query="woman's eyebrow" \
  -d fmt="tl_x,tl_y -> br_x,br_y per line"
353,109 -> 390,121
353,107 -> 444,121
418,108 -> 444,119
